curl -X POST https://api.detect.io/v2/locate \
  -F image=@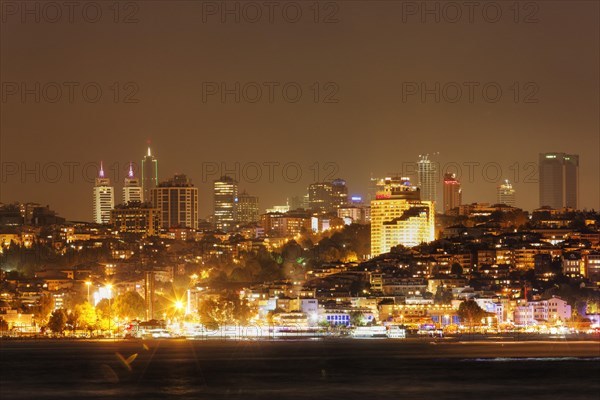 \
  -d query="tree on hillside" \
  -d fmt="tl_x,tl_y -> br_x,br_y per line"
113,291 -> 145,320
75,302 -> 98,333
34,293 -> 55,325
457,300 -> 489,328
47,309 -> 67,335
